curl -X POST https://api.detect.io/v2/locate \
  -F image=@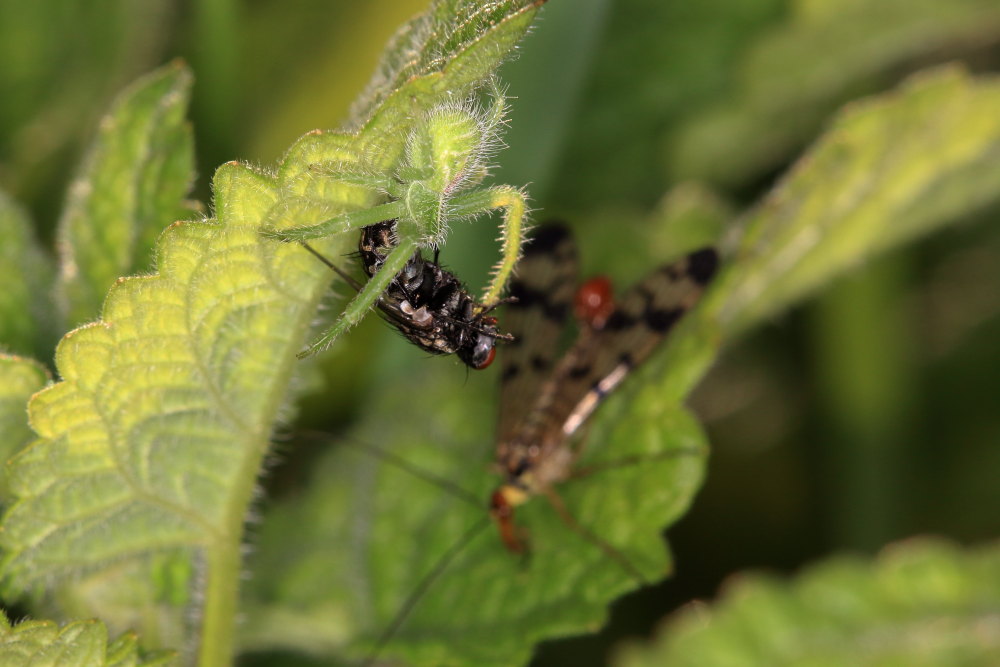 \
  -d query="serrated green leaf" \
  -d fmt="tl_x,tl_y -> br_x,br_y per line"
346,0 -> 545,174
0,610 -> 174,667
0,159 -> 344,663
350,0 -> 546,127
0,191 -> 56,358
0,355 -> 49,501
57,61 -> 196,328
711,65 -> 1000,339
668,0 -> 1000,187
614,538 -> 1000,666
243,312 -> 709,665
